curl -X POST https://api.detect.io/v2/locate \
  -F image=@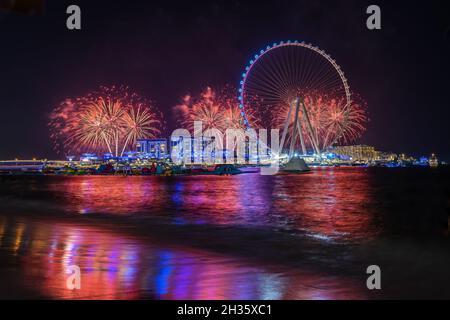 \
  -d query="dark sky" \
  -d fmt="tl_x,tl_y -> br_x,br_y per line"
0,0 -> 449,160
